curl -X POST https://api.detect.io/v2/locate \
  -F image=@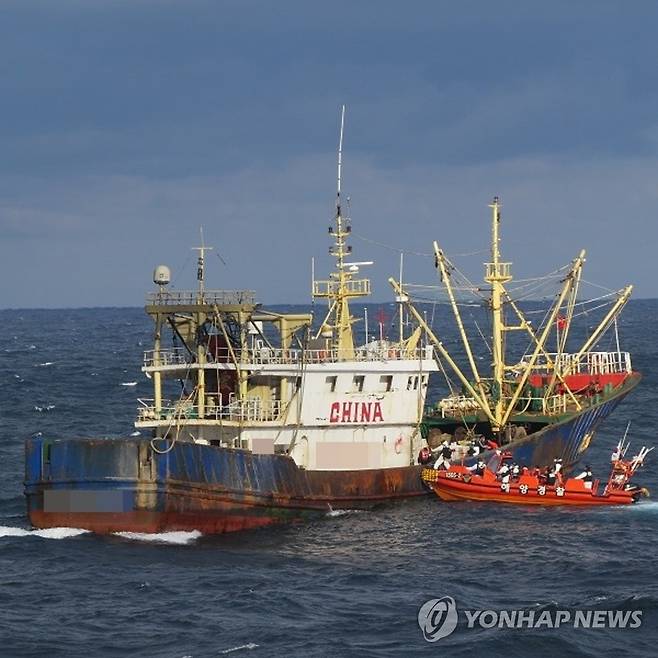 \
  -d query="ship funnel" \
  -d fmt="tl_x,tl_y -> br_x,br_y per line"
153,265 -> 171,287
